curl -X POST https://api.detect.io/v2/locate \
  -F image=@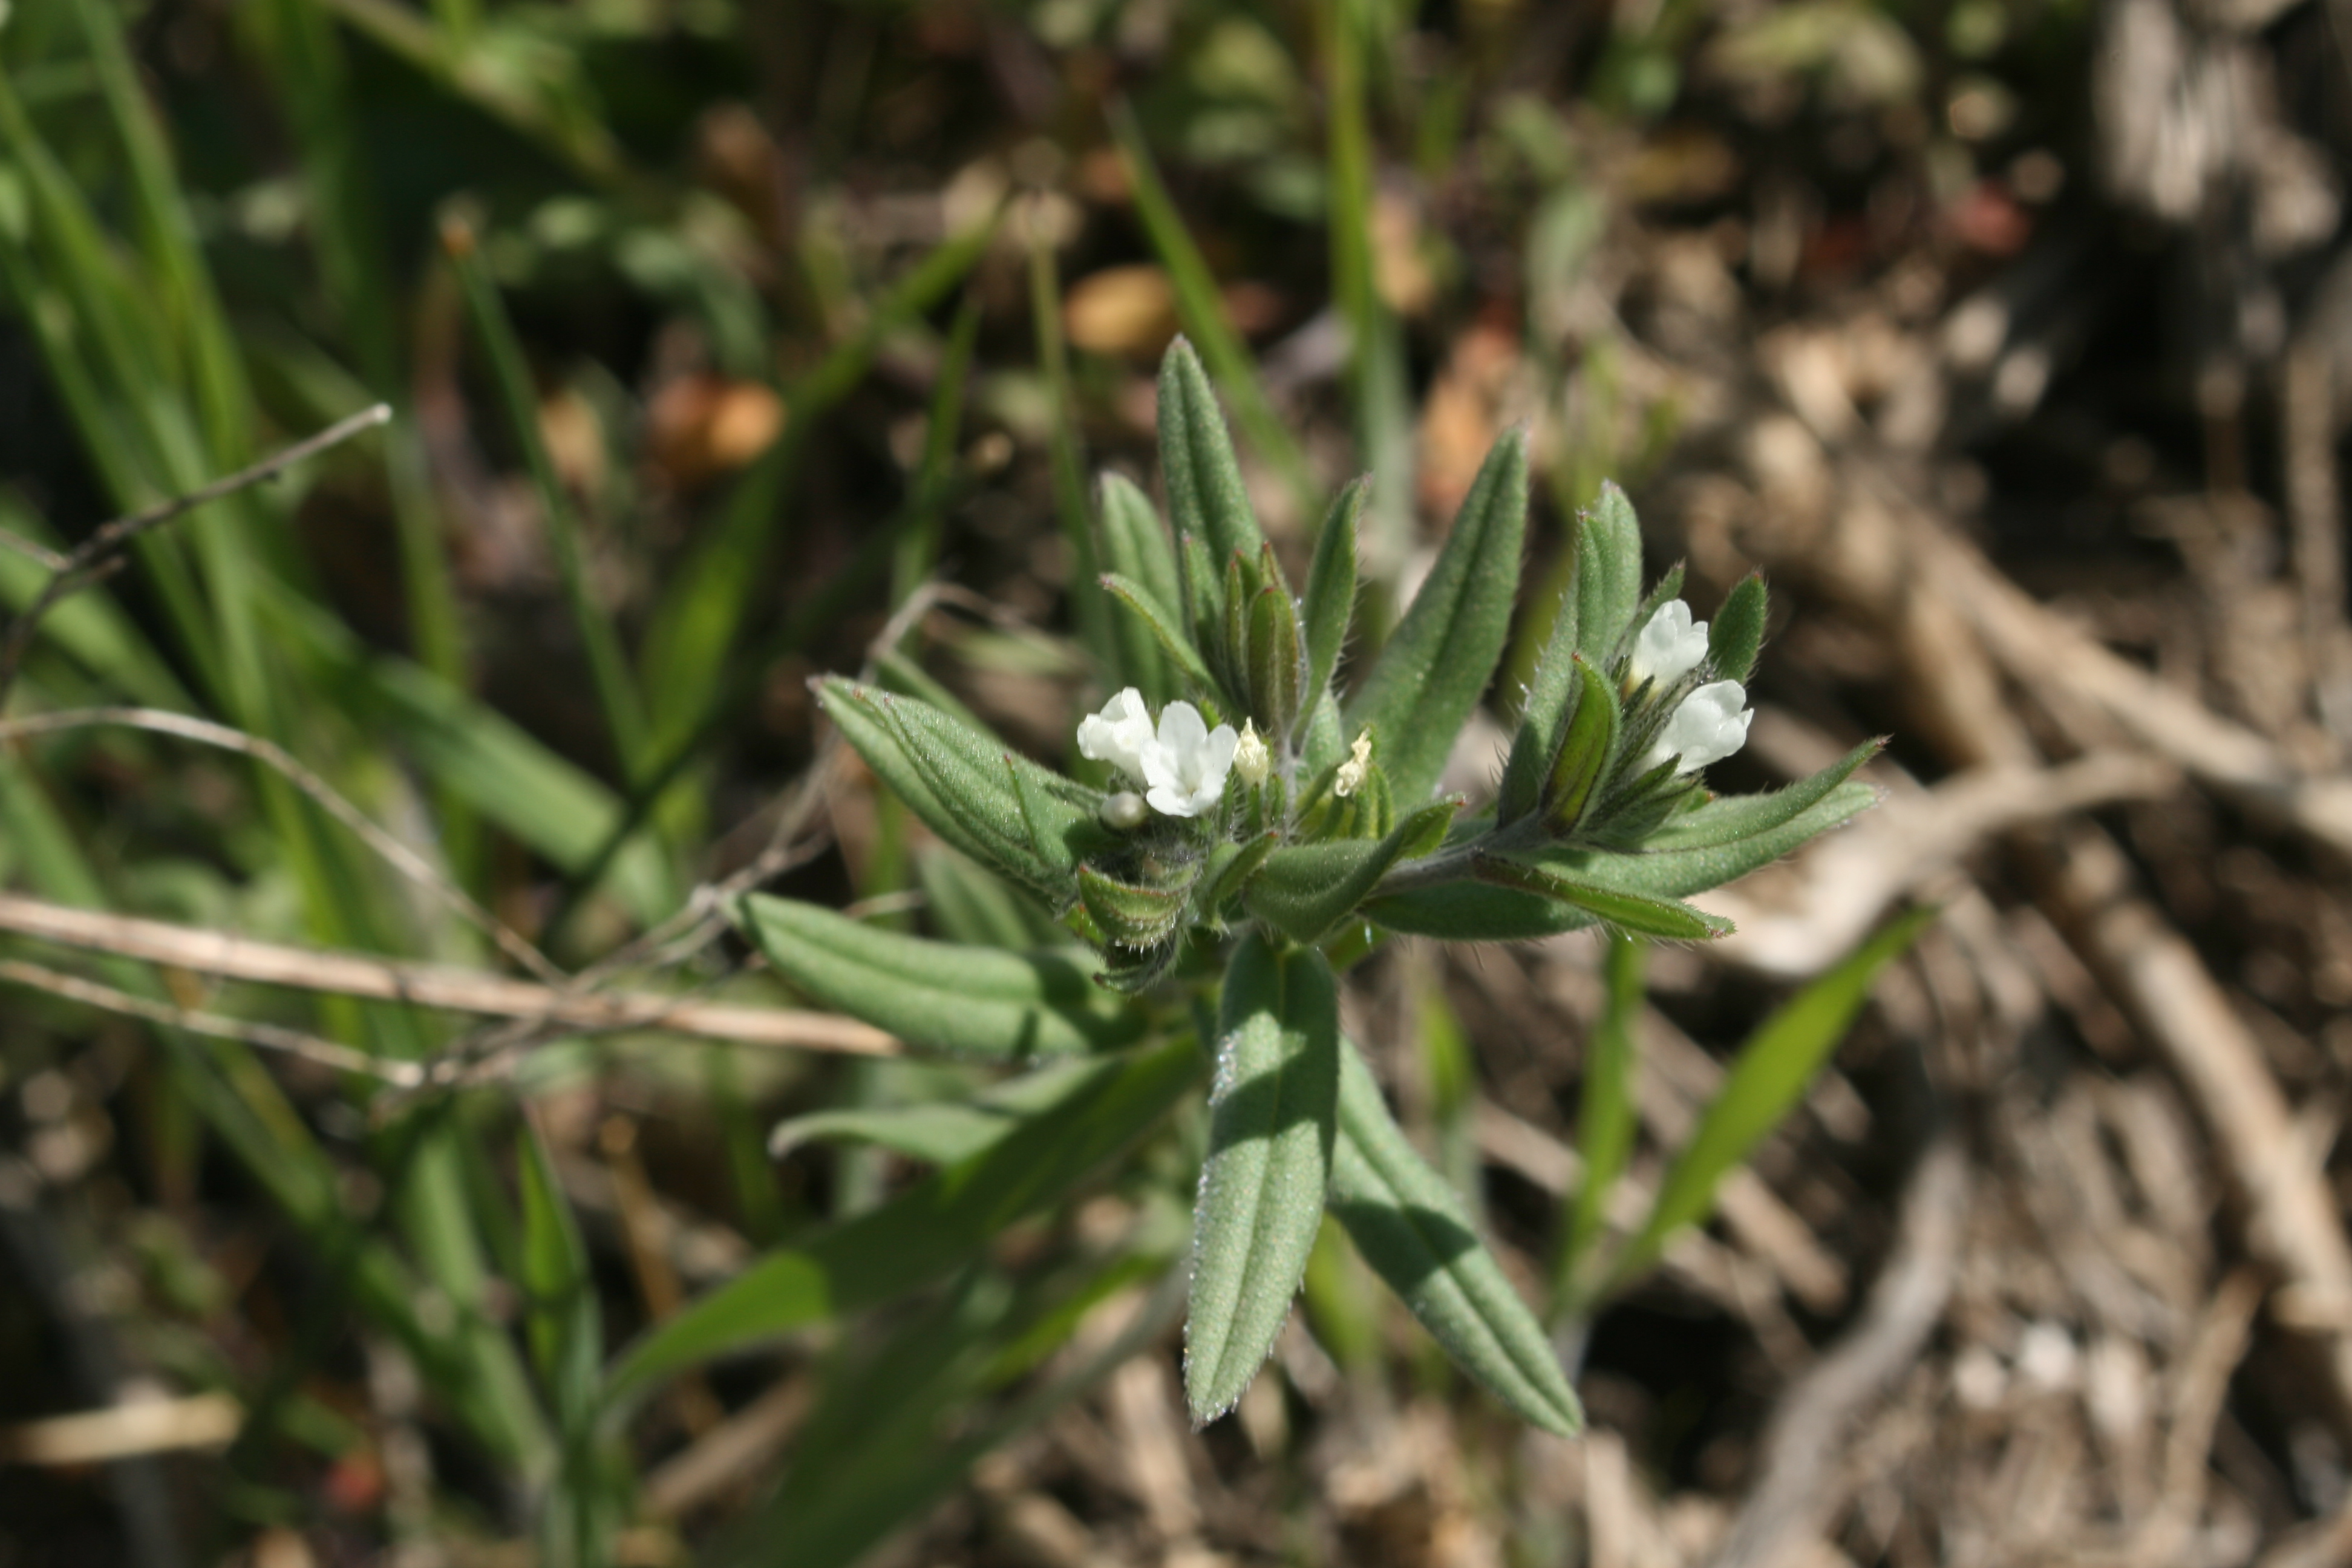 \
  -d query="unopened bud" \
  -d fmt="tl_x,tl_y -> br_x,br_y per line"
1101,791 -> 1149,831
1233,721 -> 1271,788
